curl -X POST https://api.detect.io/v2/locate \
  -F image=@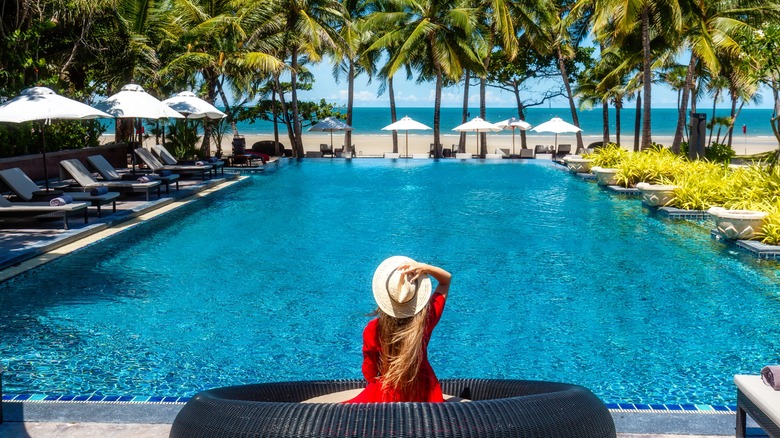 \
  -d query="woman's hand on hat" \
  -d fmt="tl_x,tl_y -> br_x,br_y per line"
397,262 -> 426,283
